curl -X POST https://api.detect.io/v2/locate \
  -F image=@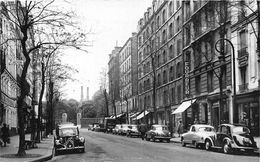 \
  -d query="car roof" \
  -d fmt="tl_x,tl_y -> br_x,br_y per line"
59,124 -> 78,129
220,123 -> 247,127
192,124 -> 214,128
152,124 -> 167,127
